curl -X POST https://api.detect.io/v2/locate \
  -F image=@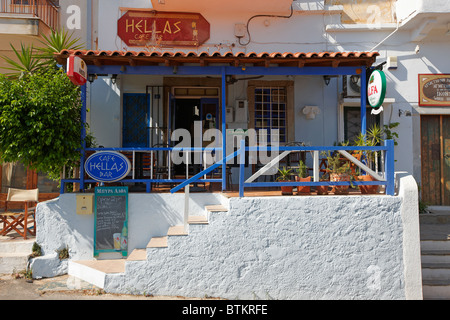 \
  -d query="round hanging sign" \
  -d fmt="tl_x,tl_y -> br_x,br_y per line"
85,151 -> 131,182
367,70 -> 386,109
